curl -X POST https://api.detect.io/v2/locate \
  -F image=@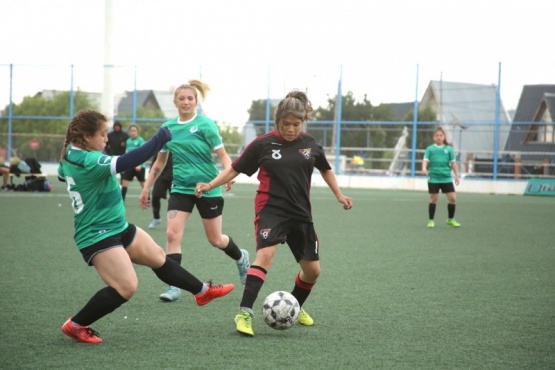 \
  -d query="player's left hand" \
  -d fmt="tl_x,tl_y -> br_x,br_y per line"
224,180 -> 236,191
340,196 -> 353,210
195,182 -> 210,197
